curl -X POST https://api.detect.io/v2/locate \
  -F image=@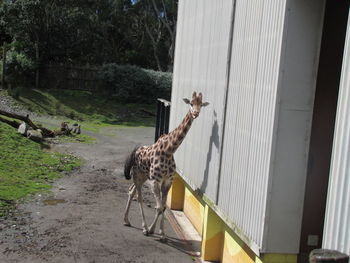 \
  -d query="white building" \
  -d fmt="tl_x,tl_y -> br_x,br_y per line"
166,0 -> 350,262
